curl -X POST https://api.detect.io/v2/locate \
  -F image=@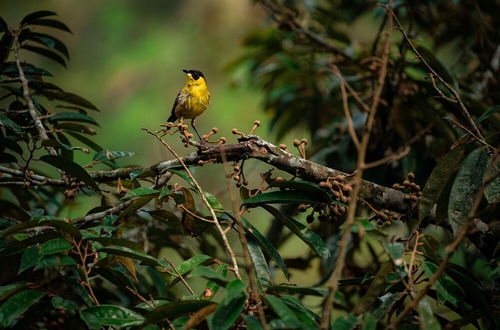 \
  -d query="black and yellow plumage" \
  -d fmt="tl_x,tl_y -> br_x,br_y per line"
167,69 -> 210,140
